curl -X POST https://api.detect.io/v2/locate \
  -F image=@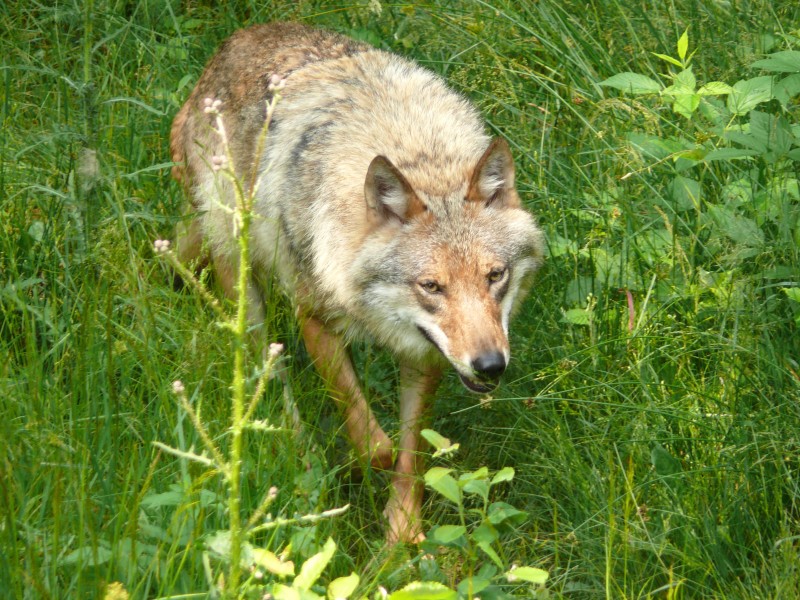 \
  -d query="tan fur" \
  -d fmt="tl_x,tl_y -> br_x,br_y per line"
170,22 -> 545,543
